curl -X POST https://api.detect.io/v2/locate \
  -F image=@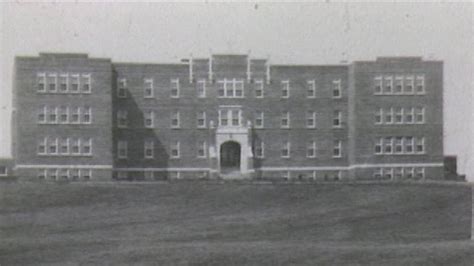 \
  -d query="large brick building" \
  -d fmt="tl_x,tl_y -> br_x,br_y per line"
12,53 -> 444,181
